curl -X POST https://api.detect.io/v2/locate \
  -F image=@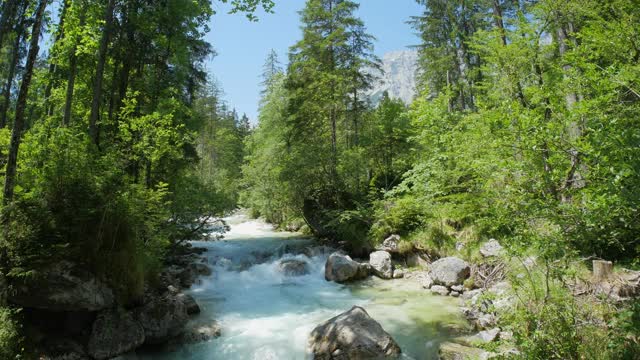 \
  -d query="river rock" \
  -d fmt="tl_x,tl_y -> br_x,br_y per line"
325,253 -> 362,283
356,262 -> 374,279
479,239 -> 504,258
430,285 -> 450,296
8,261 -> 114,312
430,257 -> 470,287
393,269 -> 405,279
308,306 -> 401,359
135,292 -> 189,344
39,338 -> 89,360
477,328 -> 500,343
406,252 -> 429,269
461,289 -> 484,301
87,309 -> 145,360
279,259 -> 310,276
369,251 -> 393,279
439,342 -> 492,360
379,234 -> 400,253
180,321 -> 222,344
177,293 -> 200,315
410,271 -> 434,289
